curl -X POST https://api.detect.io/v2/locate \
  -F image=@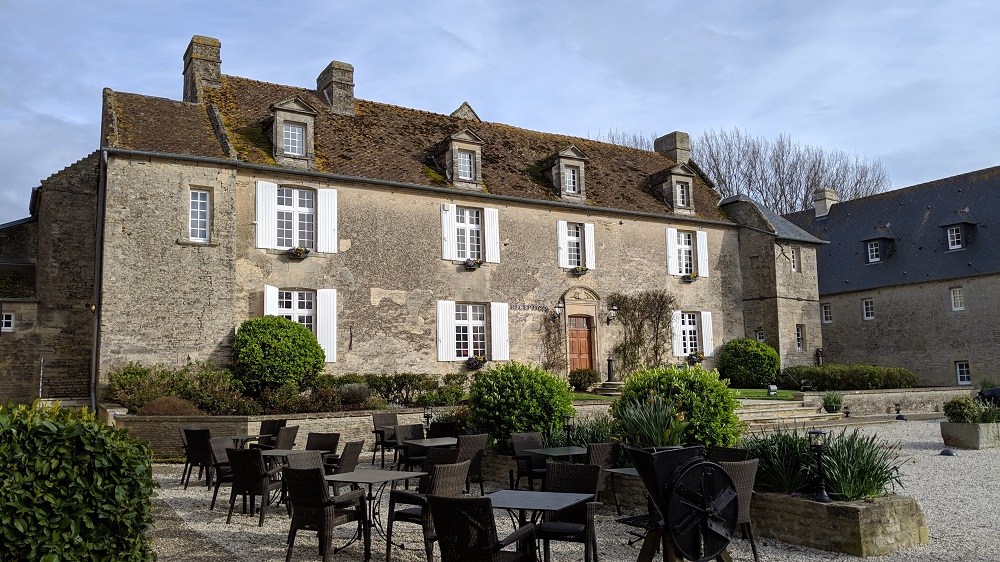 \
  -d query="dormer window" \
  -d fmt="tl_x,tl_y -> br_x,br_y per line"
565,166 -> 580,194
867,241 -> 881,263
456,150 -> 475,181
548,146 -> 588,202
270,97 -> 317,170
436,129 -> 484,190
282,122 -> 306,156
654,166 -> 697,216
675,181 -> 691,208
947,225 -> 963,250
